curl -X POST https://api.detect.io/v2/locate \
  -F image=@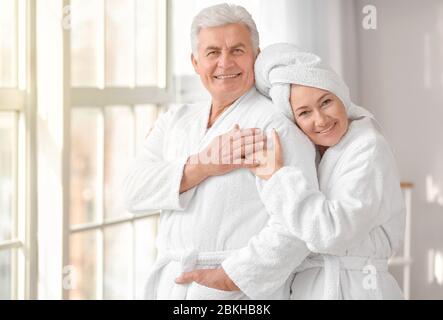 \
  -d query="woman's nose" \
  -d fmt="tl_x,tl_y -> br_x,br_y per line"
314,111 -> 328,127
